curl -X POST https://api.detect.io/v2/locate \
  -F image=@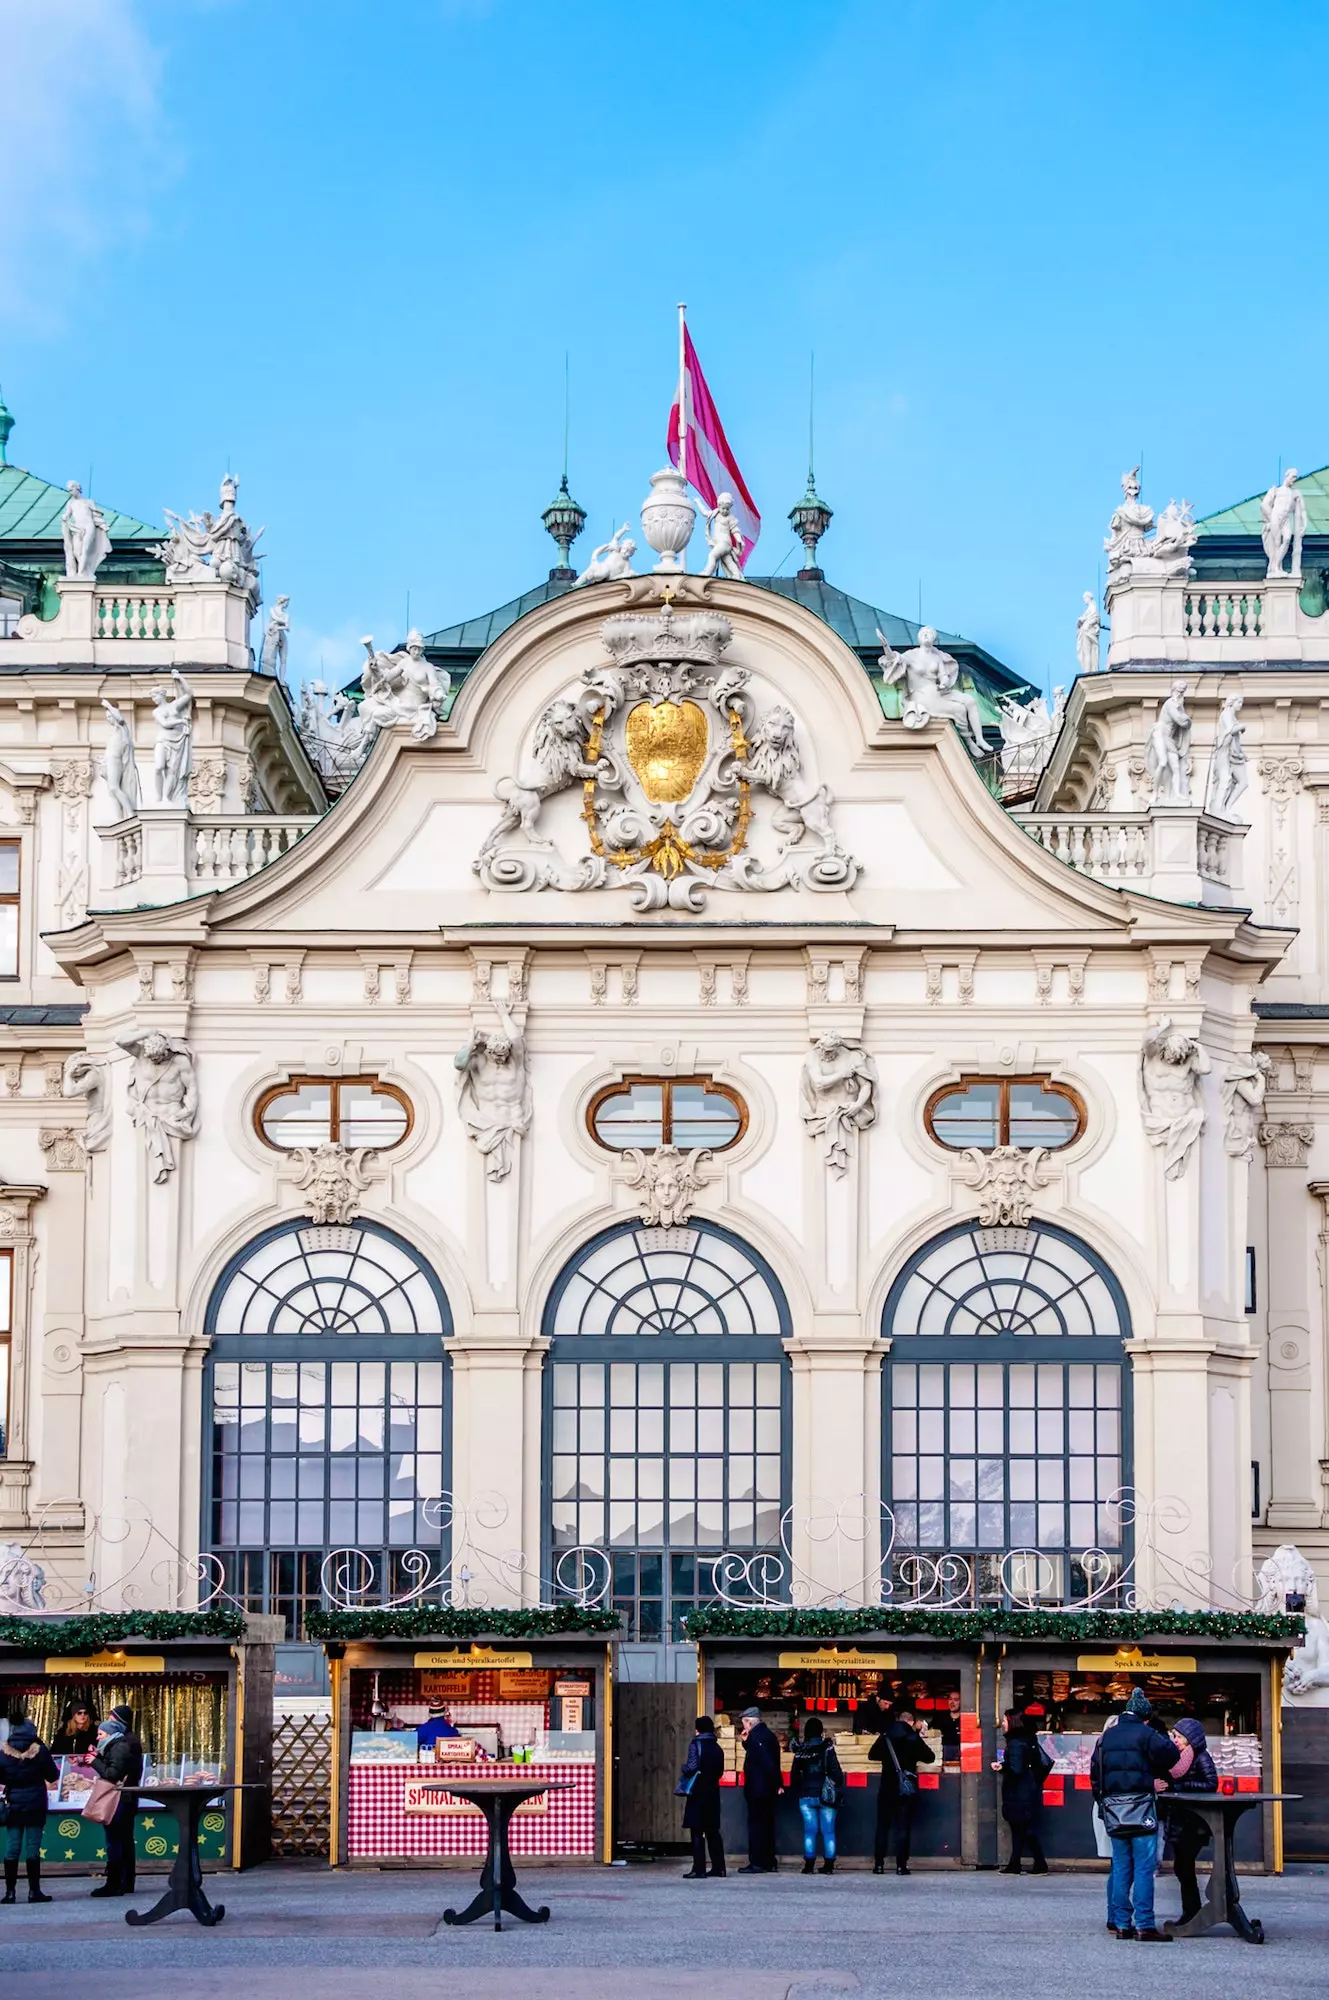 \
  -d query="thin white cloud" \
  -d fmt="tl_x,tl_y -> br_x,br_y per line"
0,0 -> 166,331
